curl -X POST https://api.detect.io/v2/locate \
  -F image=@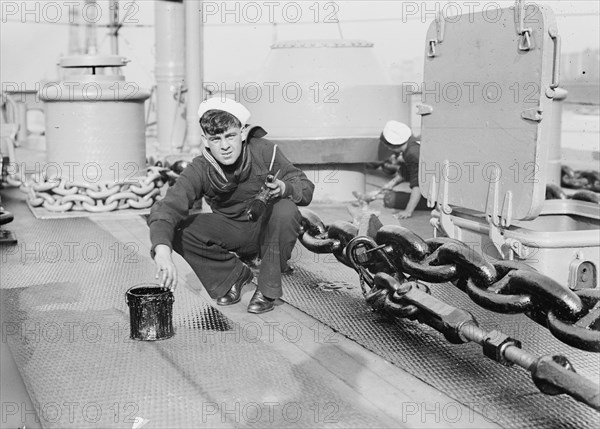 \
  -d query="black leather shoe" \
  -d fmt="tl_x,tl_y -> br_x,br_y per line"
247,289 -> 275,314
217,265 -> 253,306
